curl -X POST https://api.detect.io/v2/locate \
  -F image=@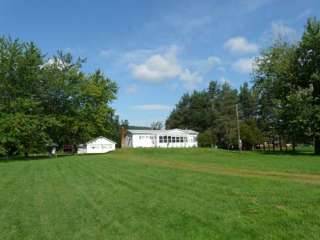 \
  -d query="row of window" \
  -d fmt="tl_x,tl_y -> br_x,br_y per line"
159,136 -> 188,143
139,136 -> 155,140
